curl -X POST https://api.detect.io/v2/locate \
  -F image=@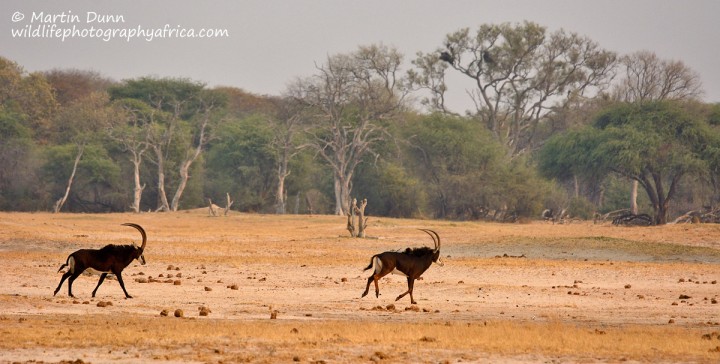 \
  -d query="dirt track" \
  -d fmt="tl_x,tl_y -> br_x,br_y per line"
1,211 -> 719,363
